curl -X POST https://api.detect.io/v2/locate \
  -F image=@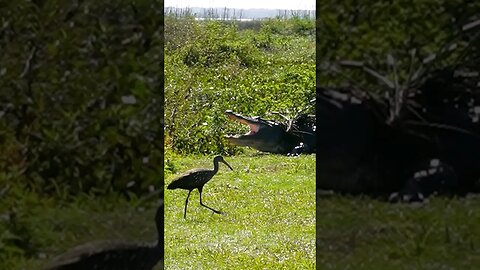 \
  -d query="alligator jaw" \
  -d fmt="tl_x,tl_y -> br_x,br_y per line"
224,110 -> 260,139
223,110 -> 305,154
